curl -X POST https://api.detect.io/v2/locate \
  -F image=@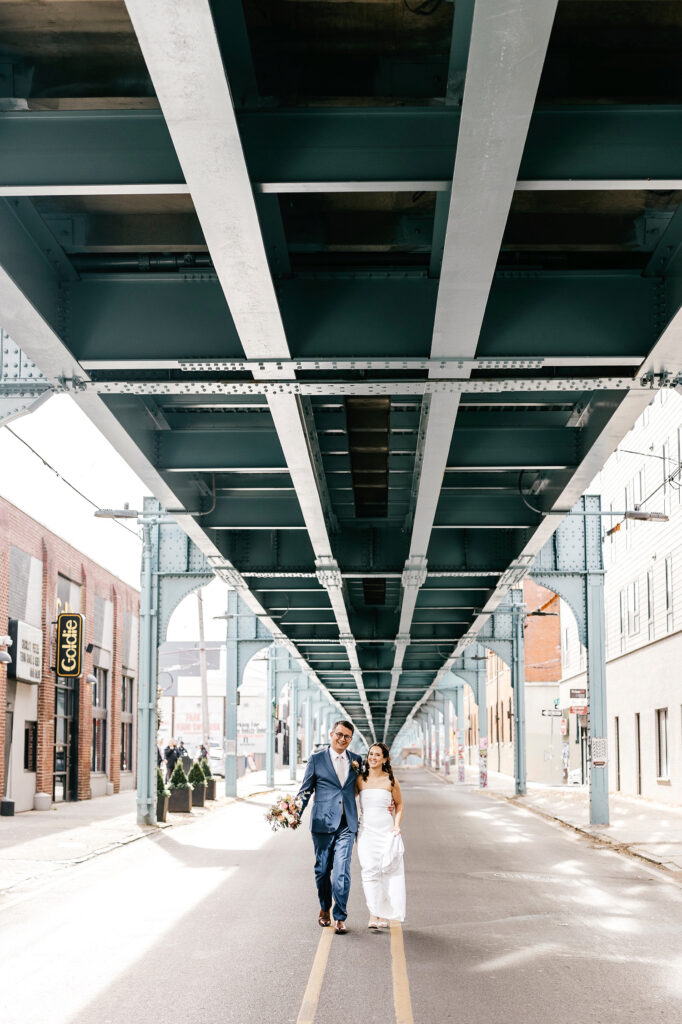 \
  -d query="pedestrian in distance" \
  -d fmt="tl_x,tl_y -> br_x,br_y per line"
164,739 -> 179,782
297,720 -> 365,934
